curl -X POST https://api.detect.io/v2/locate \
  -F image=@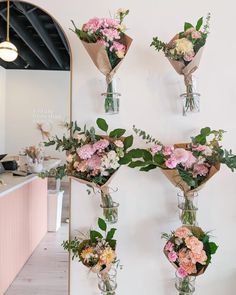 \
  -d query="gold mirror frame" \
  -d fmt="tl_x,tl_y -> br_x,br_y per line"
0,1 -> 73,294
